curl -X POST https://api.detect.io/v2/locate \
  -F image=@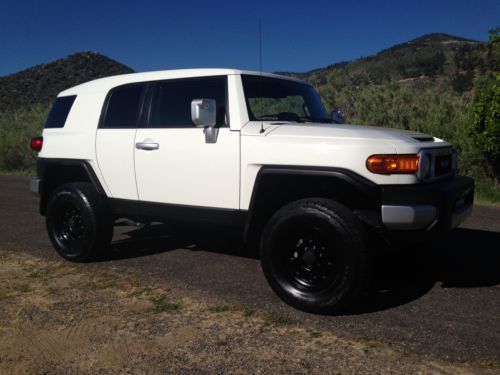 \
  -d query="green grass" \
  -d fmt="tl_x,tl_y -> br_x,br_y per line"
23,267 -> 43,278
309,331 -> 323,338
263,313 -> 289,326
207,305 -> 231,313
14,283 -> 31,293
242,306 -> 255,317
474,176 -> 500,205
149,294 -> 181,313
